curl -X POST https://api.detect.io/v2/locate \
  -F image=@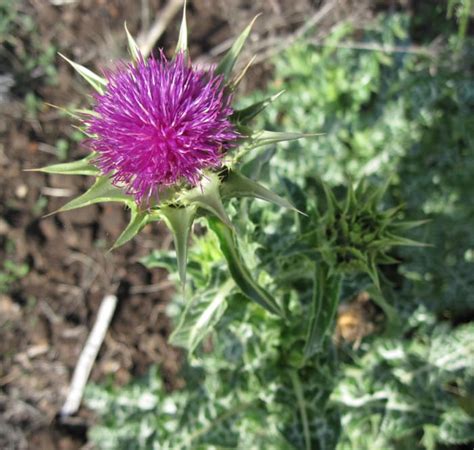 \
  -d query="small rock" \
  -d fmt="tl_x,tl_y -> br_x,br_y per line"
0,218 -> 9,235
0,295 -> 21,321
15,184 -> 28,199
